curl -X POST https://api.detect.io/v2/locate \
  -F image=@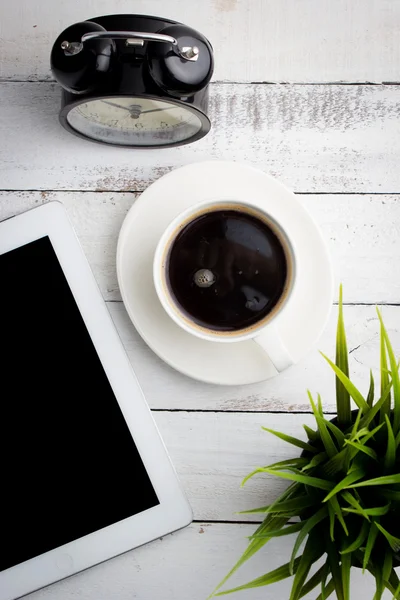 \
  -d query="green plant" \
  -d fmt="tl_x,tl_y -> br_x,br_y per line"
210,287 -> 400,600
